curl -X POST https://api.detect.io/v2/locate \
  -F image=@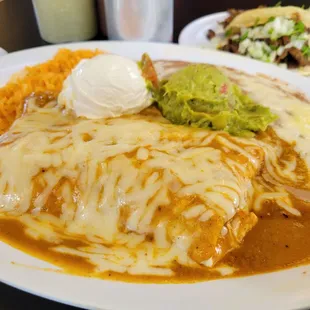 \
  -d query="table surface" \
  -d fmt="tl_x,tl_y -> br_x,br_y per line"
0,0 -> 306,309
